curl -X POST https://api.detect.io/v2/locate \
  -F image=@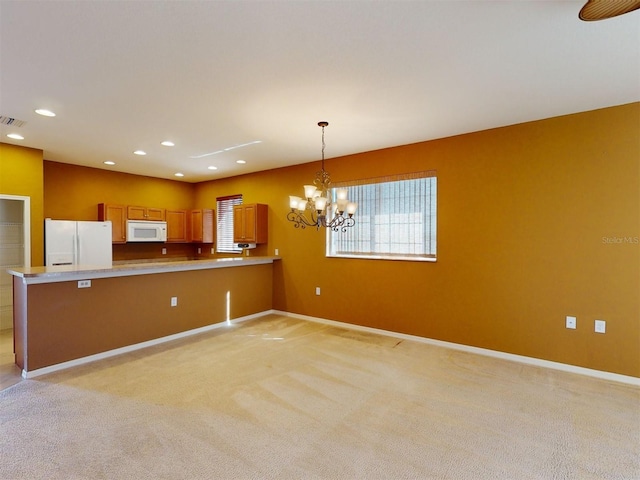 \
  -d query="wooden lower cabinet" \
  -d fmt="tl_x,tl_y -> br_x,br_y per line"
98,203 -> 127,243
166,209 -> 188,243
